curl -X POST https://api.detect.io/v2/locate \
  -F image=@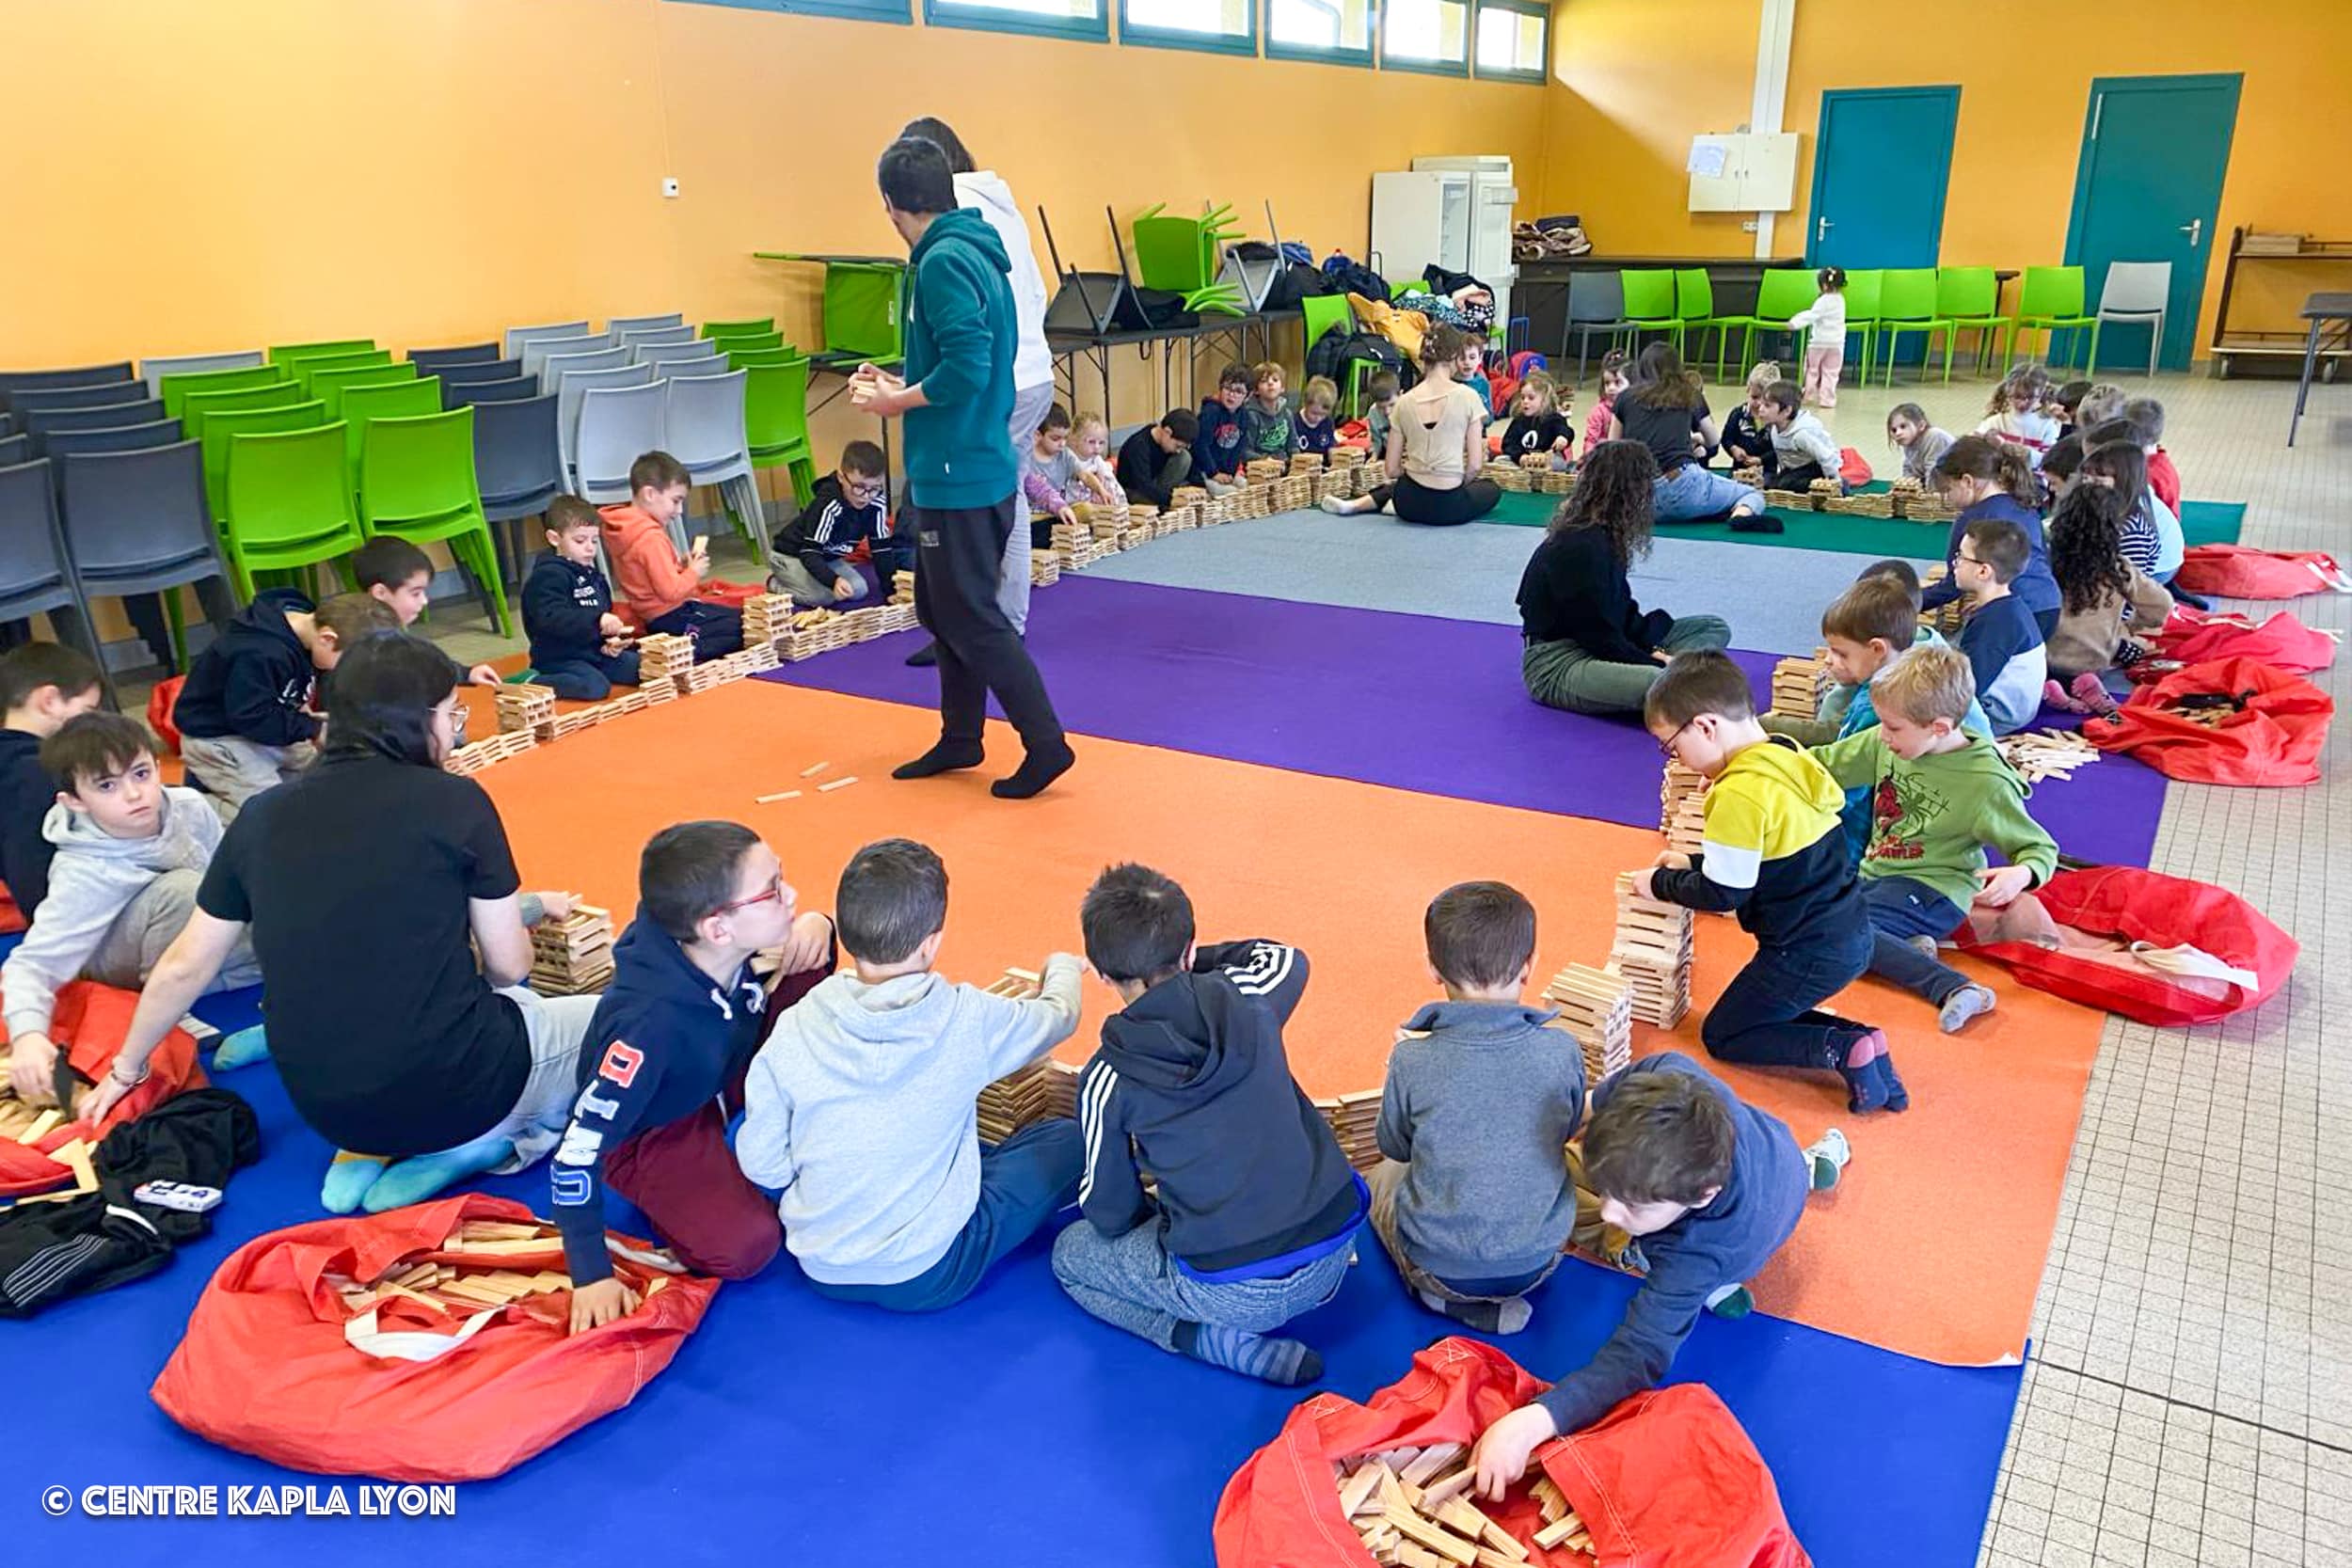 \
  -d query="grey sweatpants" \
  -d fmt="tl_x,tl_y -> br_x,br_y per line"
767,553 -> 870,609
1051,1217 -> 1354,1351
180,735 -> 315,811
998,381 -> 1057,635
83,869 -> 262,996
1366,1157 -> 1563,1305
477,988 -> 601,1170
1521,615 -> 1732,717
